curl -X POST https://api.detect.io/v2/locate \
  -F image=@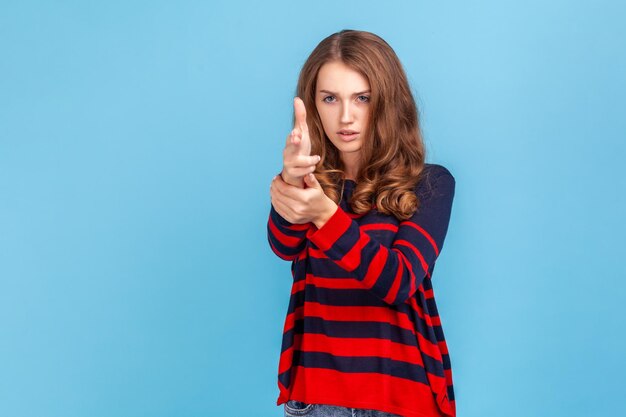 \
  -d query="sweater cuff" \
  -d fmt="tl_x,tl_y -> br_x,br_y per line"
270,203 -> 311,232
270,203 -> 294,227
306,205 -> 352,252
